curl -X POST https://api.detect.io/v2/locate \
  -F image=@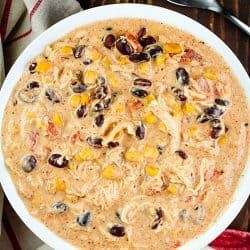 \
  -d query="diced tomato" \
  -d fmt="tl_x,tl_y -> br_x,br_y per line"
70,131 -> 83,144
29,131 -> 39,151
126,33 -> 143,52
180,48 -> 202,64
47,120 -> 59,137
